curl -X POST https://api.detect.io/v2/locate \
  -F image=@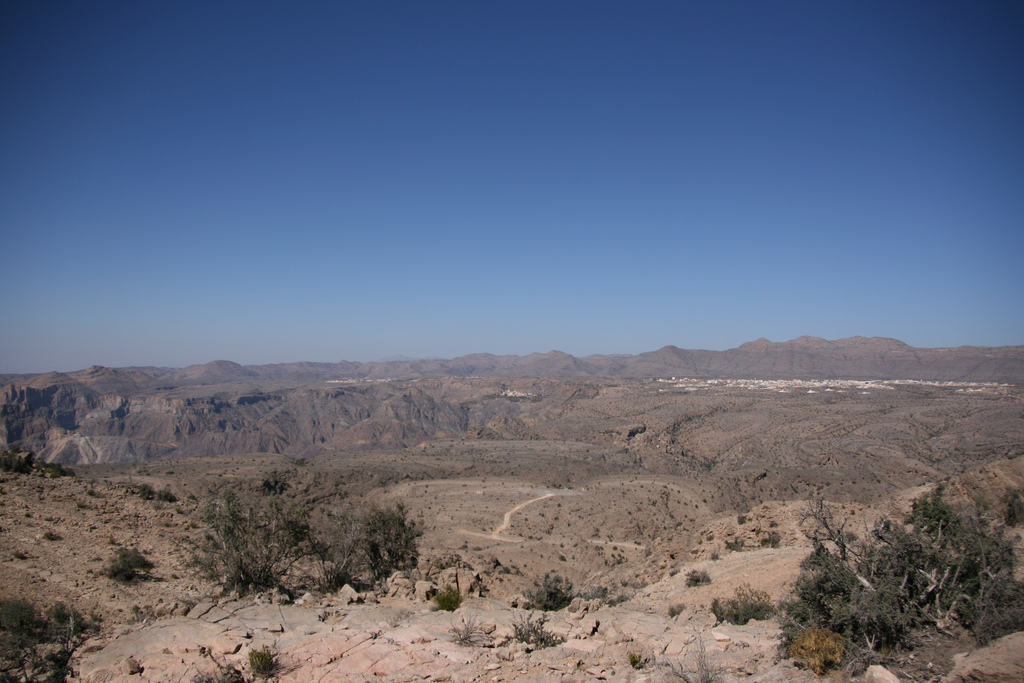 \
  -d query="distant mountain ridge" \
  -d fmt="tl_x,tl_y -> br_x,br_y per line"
2,336 -> 1022,465
3,336 -> 1023,388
